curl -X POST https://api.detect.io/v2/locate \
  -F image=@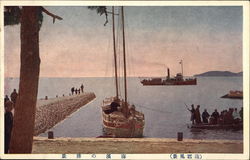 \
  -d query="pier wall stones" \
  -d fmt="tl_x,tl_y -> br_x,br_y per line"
34,93 -> 96,136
